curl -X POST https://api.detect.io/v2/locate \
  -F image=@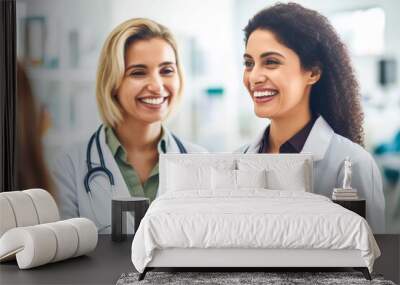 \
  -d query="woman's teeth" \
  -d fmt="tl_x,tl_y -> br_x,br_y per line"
139,97 -> 166,105
254,90 -> 278,98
